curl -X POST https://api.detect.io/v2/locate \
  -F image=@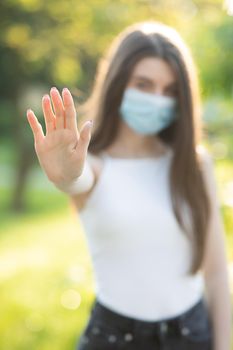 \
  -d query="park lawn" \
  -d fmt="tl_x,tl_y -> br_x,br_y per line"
0,189 -> 95,350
